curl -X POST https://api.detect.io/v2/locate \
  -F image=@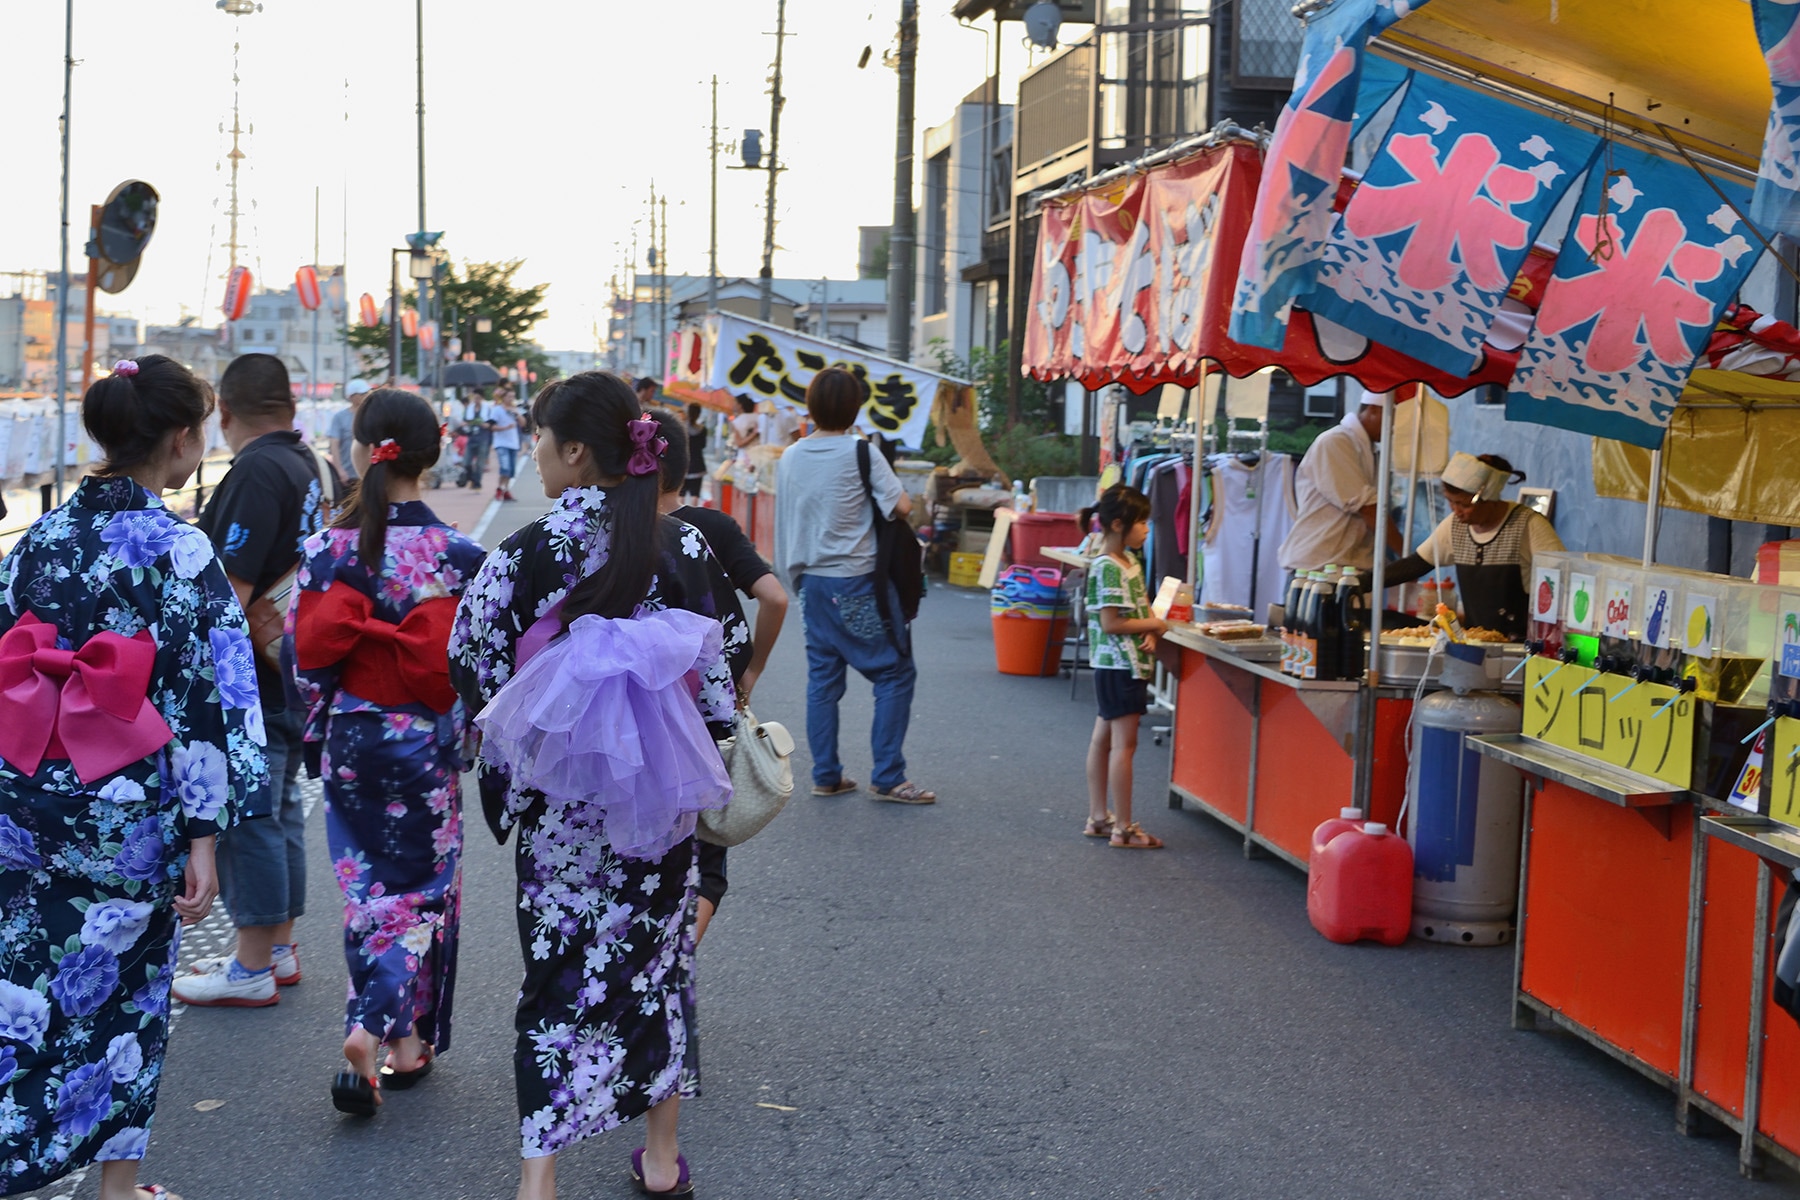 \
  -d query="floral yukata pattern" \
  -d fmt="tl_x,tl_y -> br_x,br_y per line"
0,475 -> 265,1193
448,487 -> 737,1158
289,502 -> 486,1053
